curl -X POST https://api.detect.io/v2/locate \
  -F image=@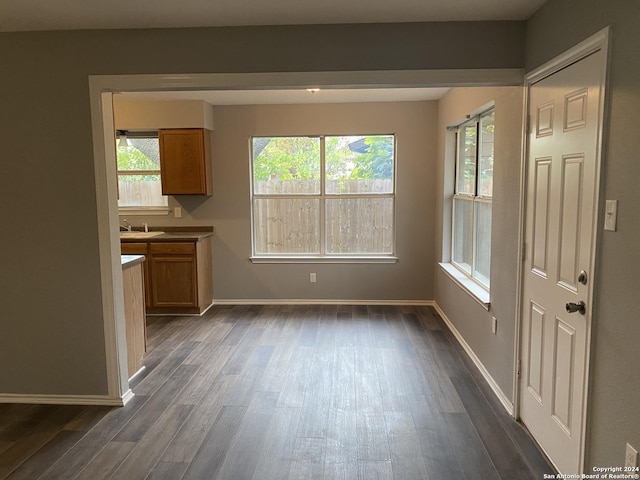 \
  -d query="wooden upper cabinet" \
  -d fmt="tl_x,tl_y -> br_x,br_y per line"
159,128 -> 213,195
